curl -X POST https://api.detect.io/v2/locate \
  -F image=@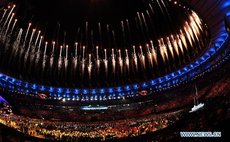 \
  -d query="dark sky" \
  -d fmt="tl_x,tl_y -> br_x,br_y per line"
0,0 -> 8,6
16,0 -> 146,25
